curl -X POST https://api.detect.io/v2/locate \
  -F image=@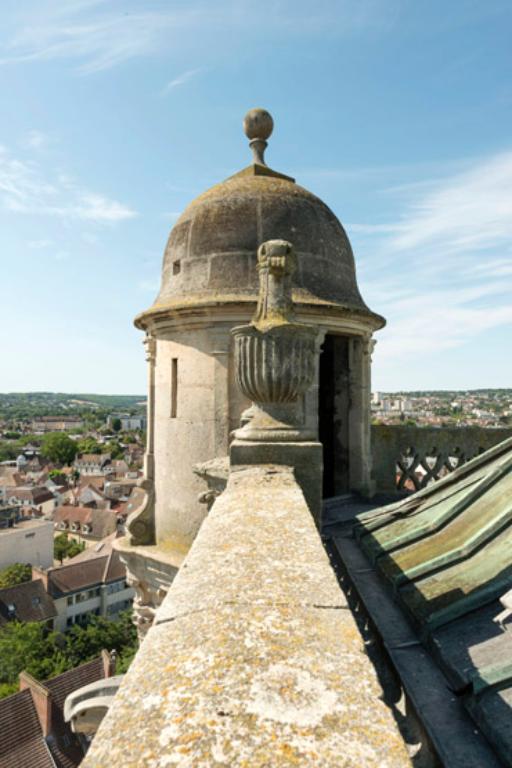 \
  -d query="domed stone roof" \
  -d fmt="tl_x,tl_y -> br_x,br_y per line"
136,111 -> 384,330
